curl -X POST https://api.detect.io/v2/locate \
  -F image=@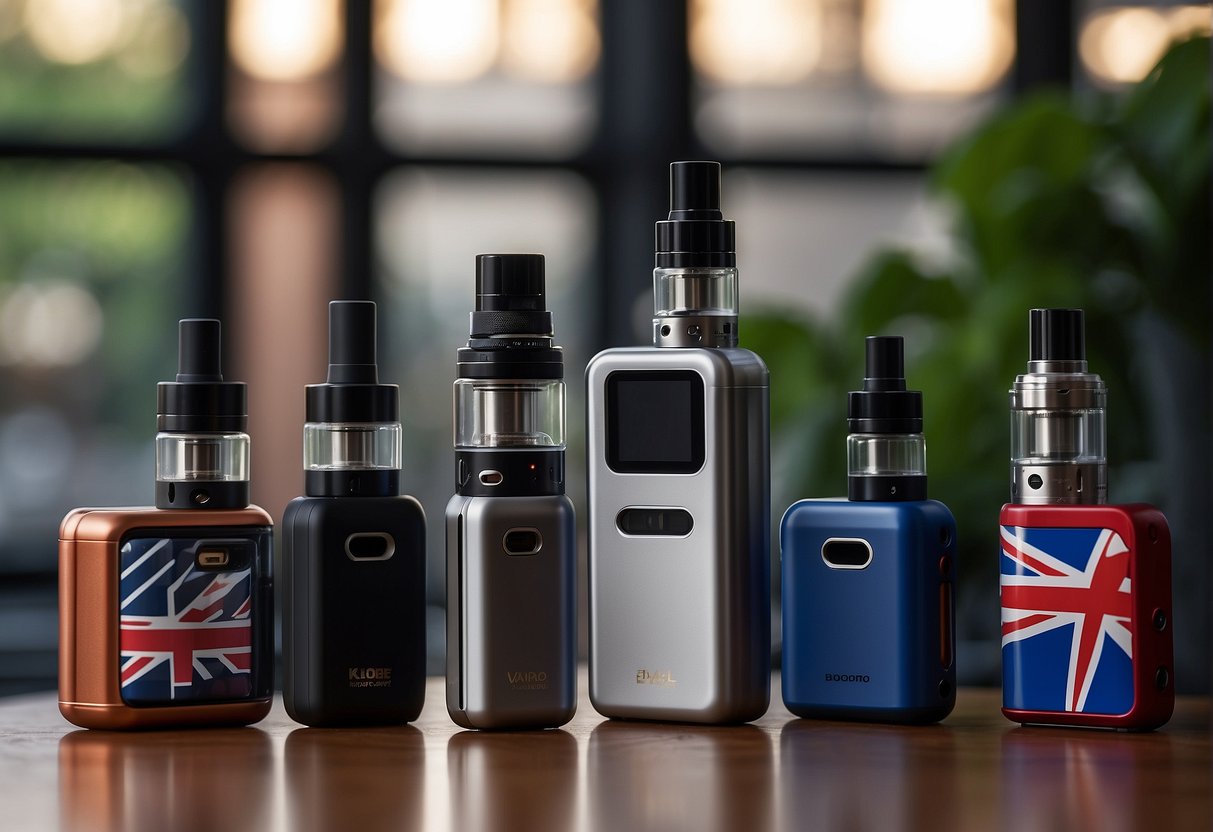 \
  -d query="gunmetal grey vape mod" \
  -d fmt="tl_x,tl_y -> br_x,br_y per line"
446,254 -> 577,730
586,161 -> 771,723
282,301 -> 427,726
